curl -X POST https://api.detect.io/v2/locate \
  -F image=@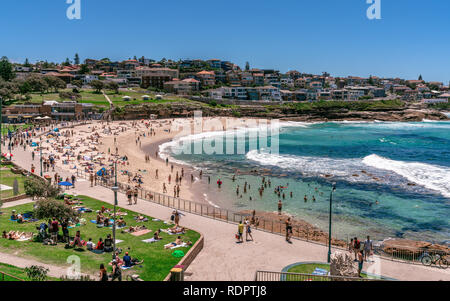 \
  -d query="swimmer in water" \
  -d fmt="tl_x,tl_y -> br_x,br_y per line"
304,195 -> 308,202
